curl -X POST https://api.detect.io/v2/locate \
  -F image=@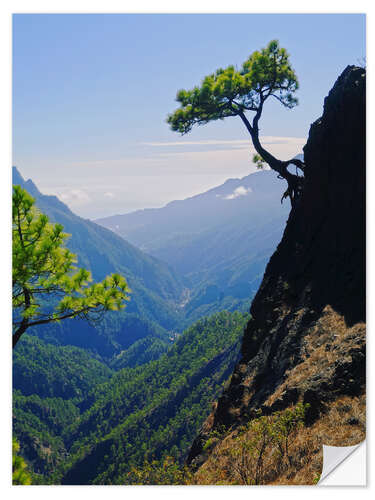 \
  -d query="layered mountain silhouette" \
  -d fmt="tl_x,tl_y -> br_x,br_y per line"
97,169 -> 291,320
